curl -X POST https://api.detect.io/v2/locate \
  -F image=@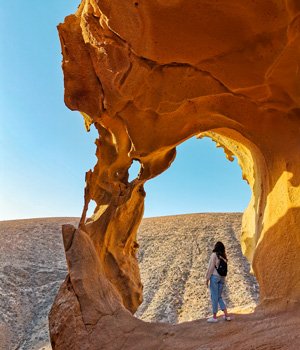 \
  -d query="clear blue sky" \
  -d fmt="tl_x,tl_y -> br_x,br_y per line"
0,1 -> 250,221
